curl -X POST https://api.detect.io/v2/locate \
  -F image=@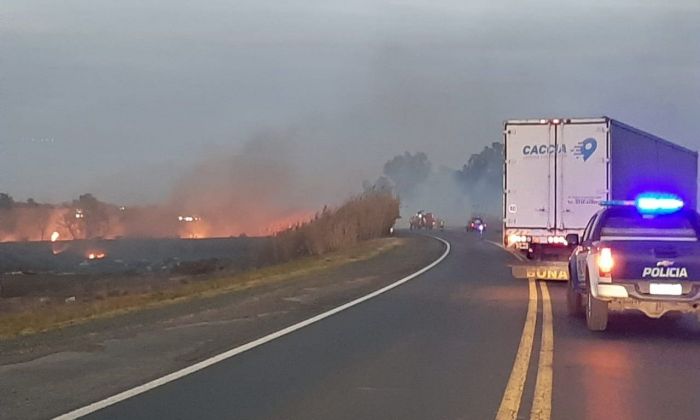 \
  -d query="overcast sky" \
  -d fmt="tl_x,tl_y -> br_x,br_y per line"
1,0 -> 699,204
